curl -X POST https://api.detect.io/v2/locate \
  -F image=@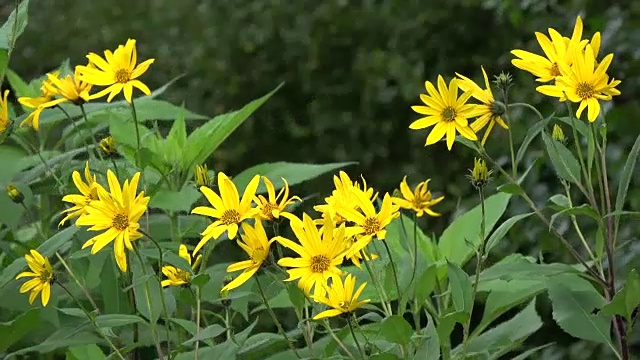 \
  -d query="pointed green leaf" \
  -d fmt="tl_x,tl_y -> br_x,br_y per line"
66,344 -> 106,360
515,114 -> 552,167
149,186 -> 201,213
379,315 -> 413,345
601,269 -> 640,322
0,308 -> 39,352
614,134 -> 640,237
447,262 -> 473,314
94,314 -> 145,328
0,0 -> 29,50
542,131 -> 582,184
486,212 -> 534,252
